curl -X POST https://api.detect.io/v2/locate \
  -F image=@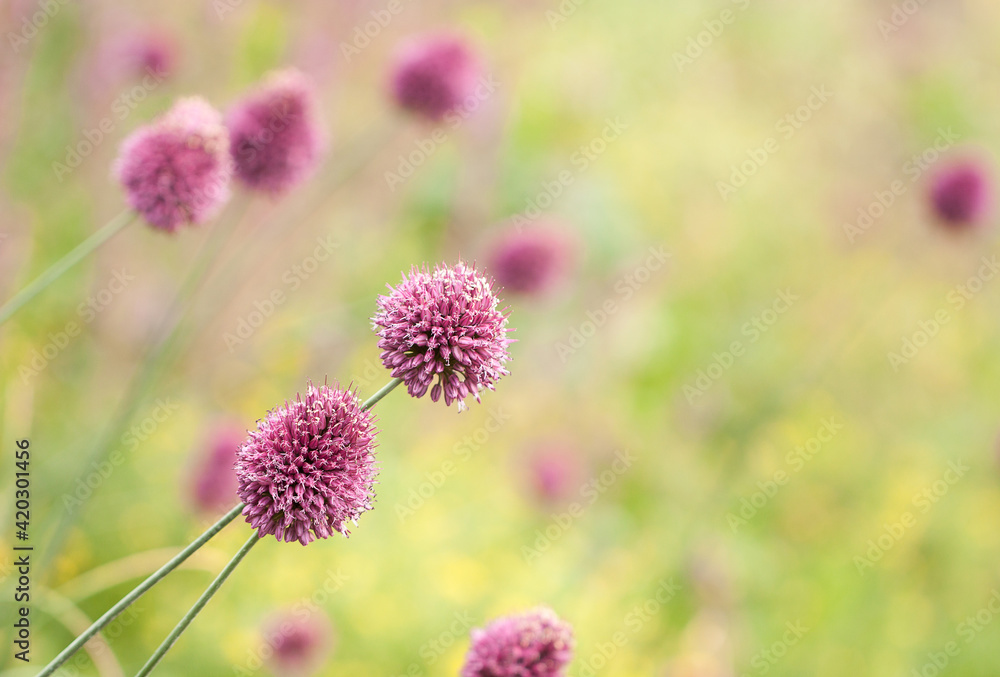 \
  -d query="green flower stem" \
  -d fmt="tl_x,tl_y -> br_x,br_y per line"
134,532 -> 261,677
362,378 -> 403,410
0,210 -> 136,326
35,503 -> 245,677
